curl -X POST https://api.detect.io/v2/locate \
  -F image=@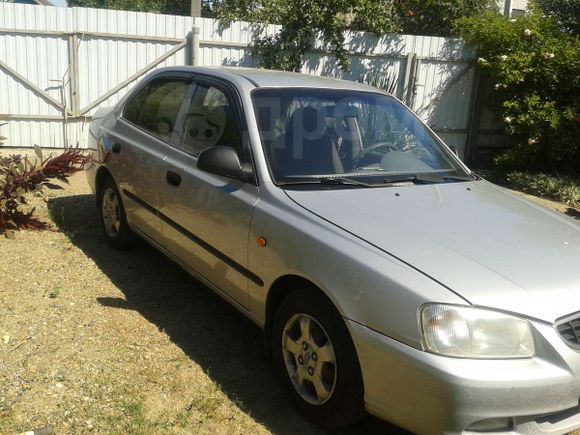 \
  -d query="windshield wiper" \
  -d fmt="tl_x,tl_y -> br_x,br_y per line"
278,176 -> 376,188
441,175 -> 478,182
320,177 -> 376,187
383,174 -> 475,185
278,173 -> 476,188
